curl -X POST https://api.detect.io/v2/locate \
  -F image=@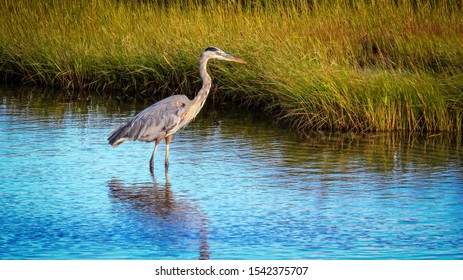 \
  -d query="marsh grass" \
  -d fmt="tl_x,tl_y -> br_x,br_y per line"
1,0 -> 463,132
